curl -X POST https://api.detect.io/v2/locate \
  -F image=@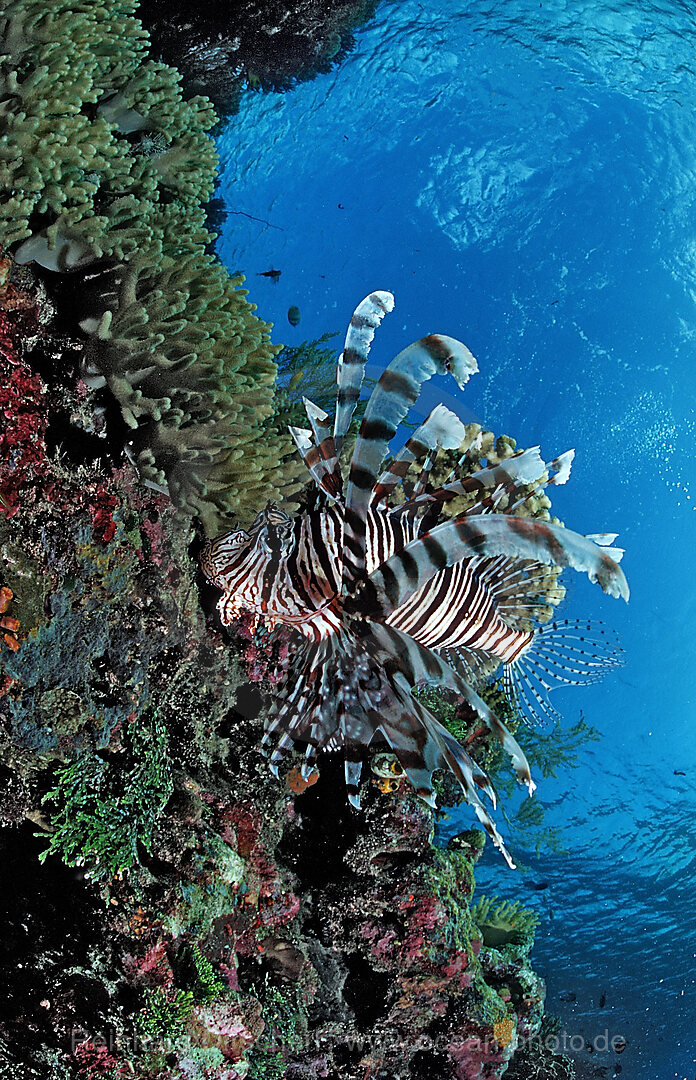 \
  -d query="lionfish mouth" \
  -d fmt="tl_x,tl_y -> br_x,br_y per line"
202,290 -> 628,869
